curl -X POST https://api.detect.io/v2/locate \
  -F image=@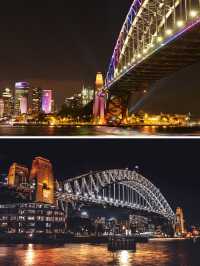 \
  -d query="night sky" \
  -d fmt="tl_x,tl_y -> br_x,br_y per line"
0,1 -> 131,106
1,0 -> 200,112
0,139 -> 199,225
